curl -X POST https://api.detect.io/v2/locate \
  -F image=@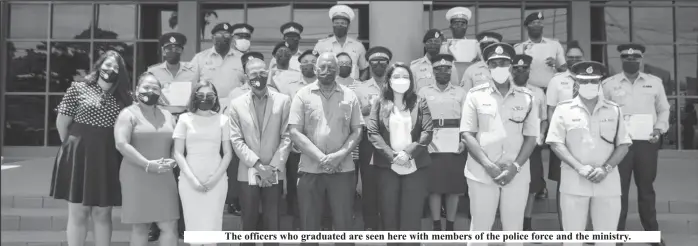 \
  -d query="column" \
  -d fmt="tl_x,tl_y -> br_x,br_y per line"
570,1 -> 591,56
178,1 -> 199,61
0,1 -> 7,156
369,1 -> 424,63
